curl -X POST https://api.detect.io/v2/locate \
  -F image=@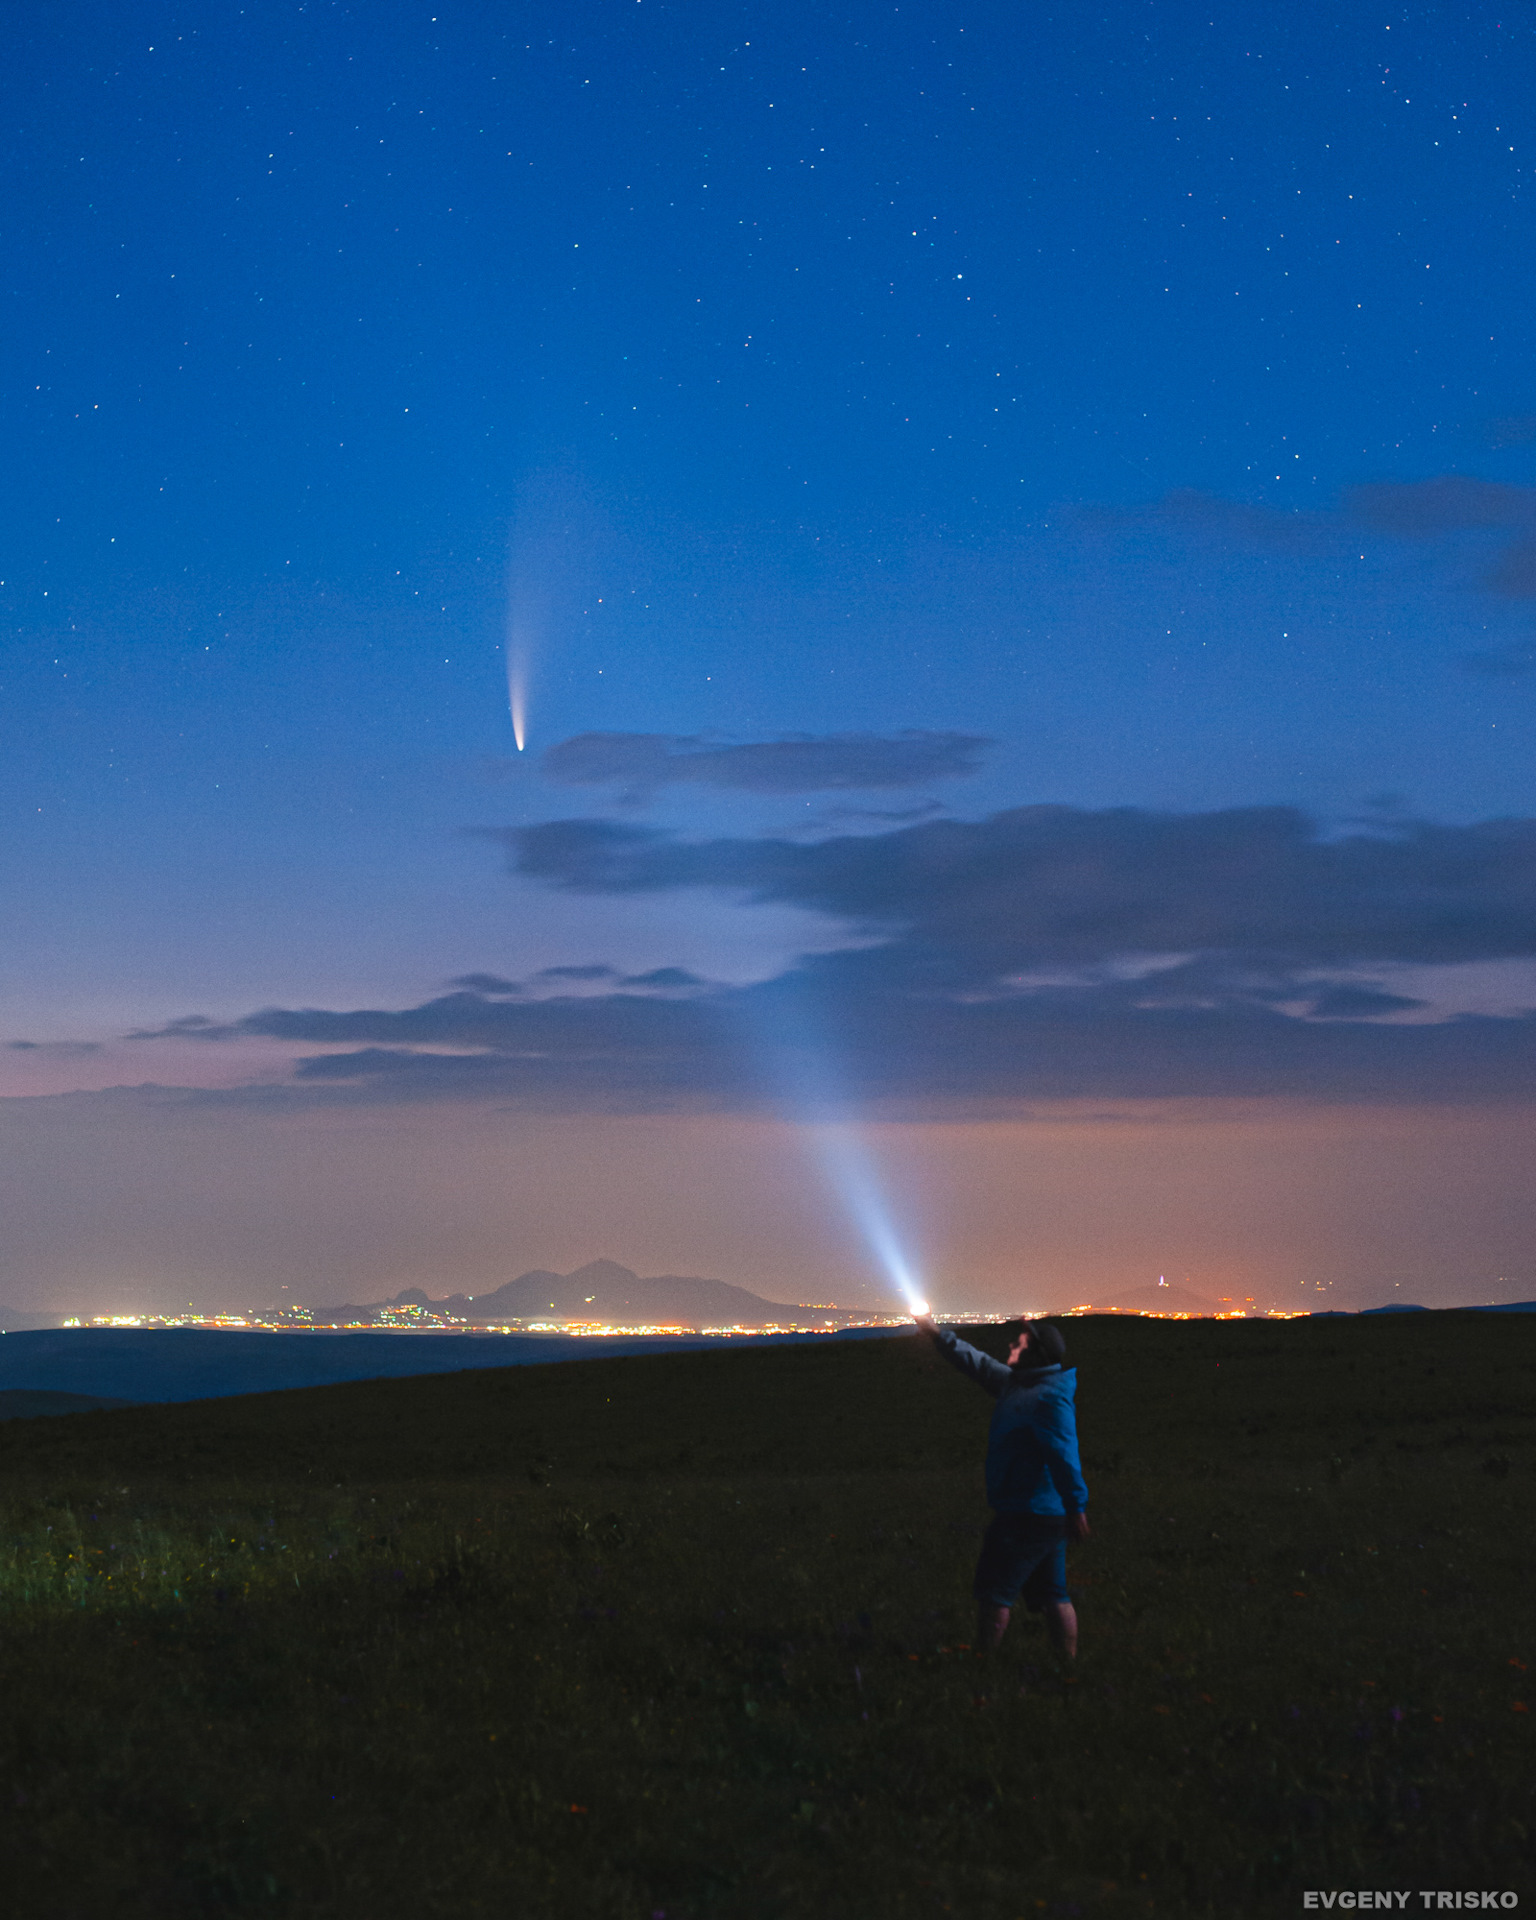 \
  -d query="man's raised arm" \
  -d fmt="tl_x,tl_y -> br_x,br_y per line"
913,1312 -> 1013,1396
